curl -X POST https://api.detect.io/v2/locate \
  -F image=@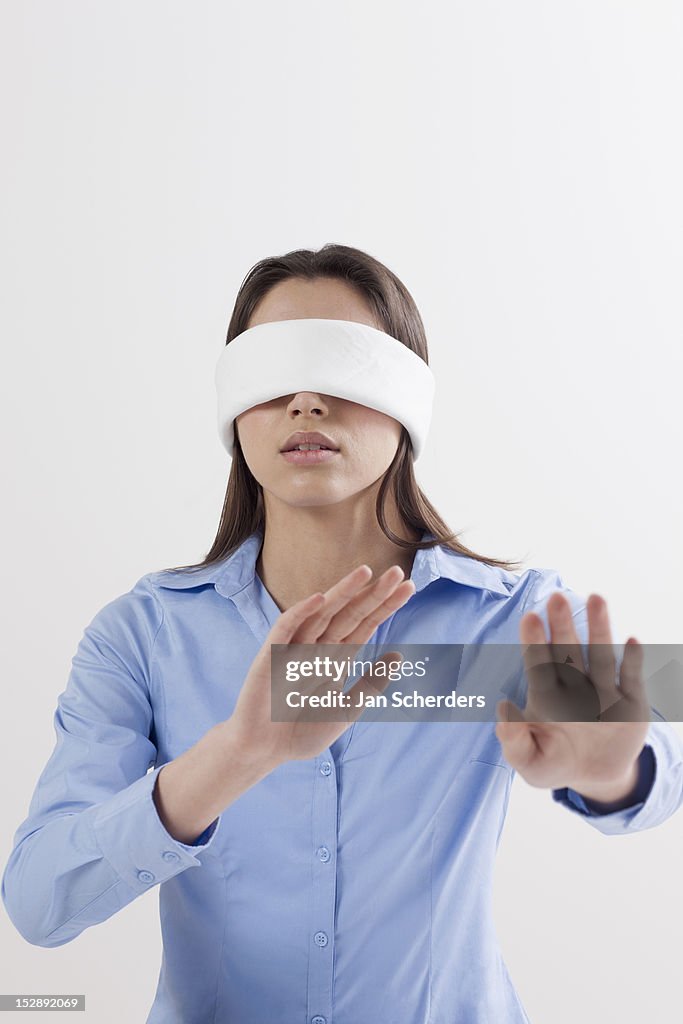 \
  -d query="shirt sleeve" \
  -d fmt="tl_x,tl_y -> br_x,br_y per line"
0,577 -> 221,948
519,568 -> 683,835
